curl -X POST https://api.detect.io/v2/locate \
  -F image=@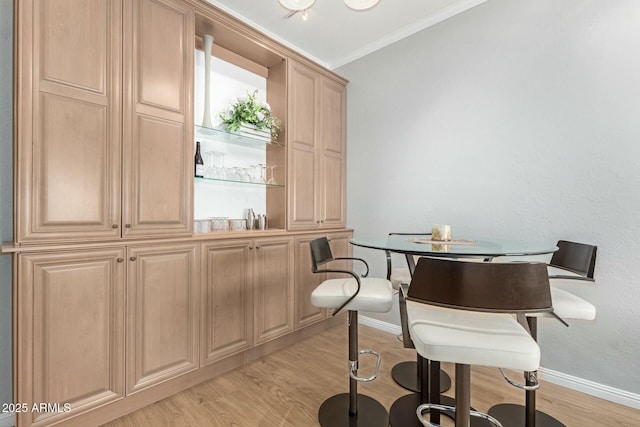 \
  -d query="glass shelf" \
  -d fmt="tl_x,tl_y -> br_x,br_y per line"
195,176 -> 285,188
195,124 -> 284,148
